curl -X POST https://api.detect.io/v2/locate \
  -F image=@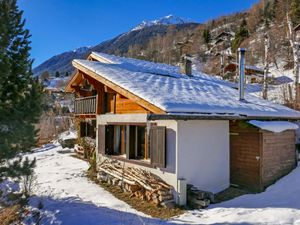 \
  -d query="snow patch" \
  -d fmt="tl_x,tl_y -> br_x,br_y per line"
22,142 -> 300,224
248,120 -> 299,133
